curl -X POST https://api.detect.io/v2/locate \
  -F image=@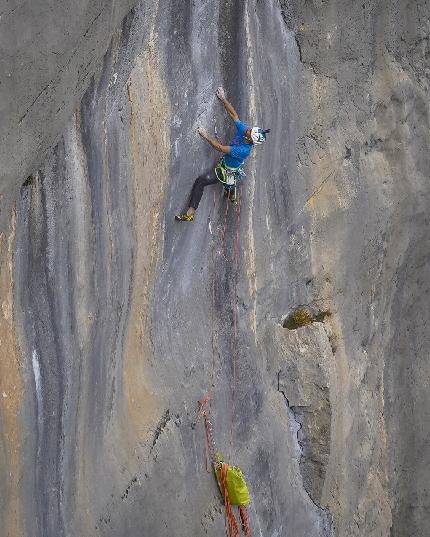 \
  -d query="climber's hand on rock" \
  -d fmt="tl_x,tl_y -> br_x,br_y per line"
216,87 -> 226,101
197,127 -> 209,139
